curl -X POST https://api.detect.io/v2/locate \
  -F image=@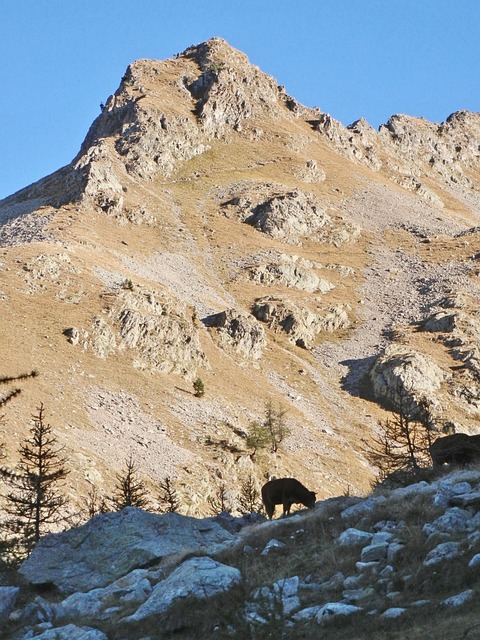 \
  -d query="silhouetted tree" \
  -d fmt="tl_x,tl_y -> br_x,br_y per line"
83,485 -> 110,520
369,385 -> 435,484
157,476 -> 180,513
238,474 -> 263,514
207,483 -> 232,515
0,403 -> 70,559
110,454 -> 150,510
